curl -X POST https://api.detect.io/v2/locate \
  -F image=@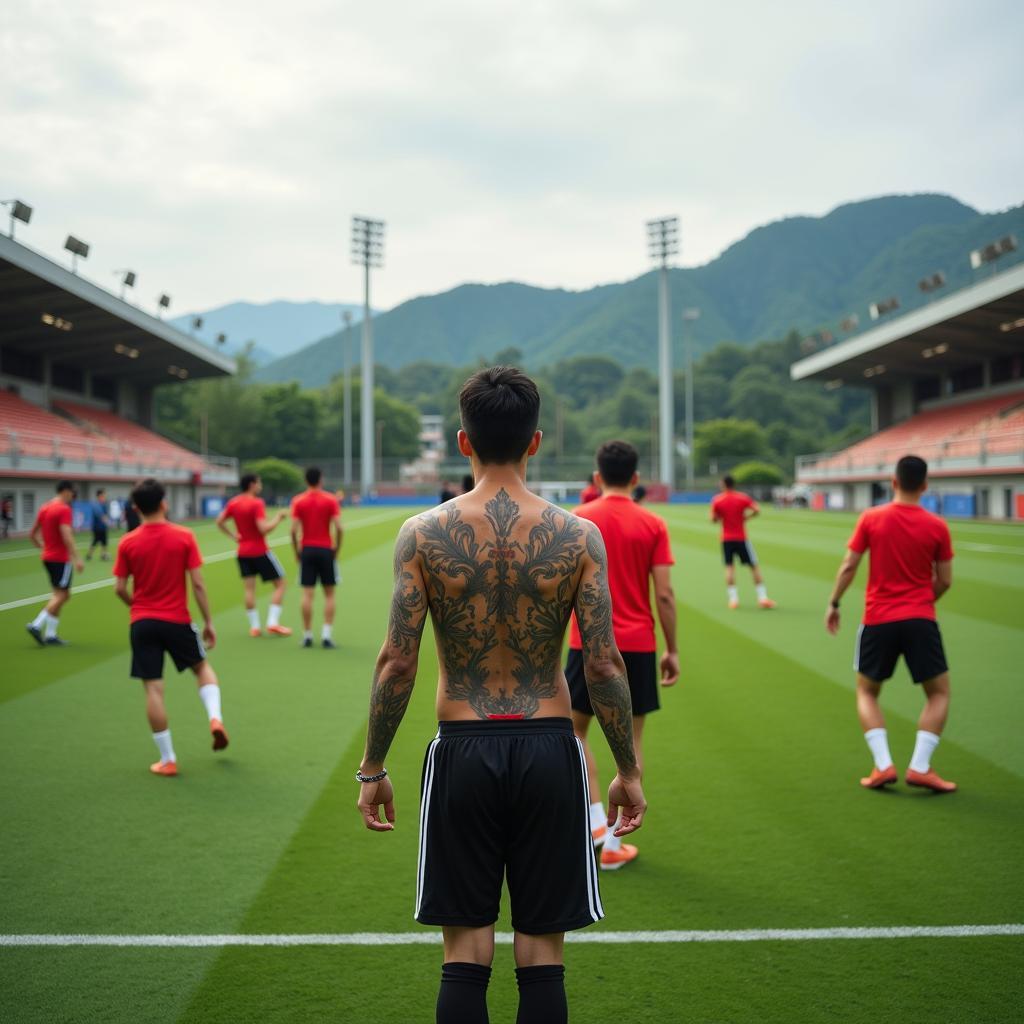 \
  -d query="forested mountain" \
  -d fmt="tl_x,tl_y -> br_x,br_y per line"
255,194 -> 1024,387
